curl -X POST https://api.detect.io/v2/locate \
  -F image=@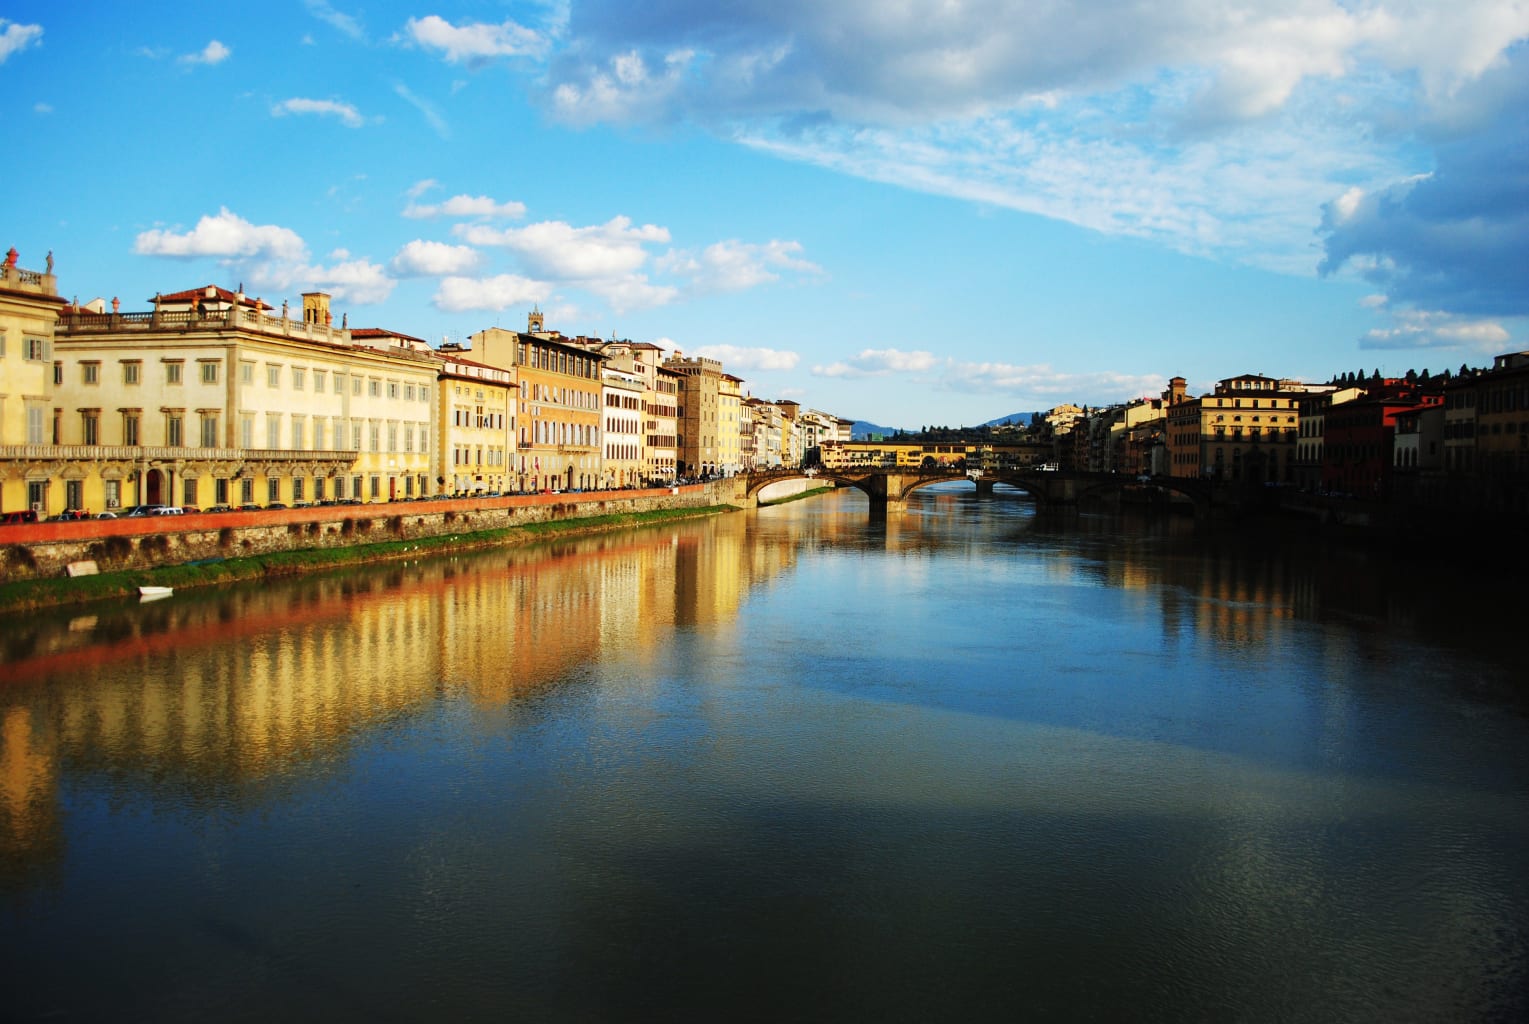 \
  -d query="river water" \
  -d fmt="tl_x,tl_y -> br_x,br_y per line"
2,484 -> 1526,1022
